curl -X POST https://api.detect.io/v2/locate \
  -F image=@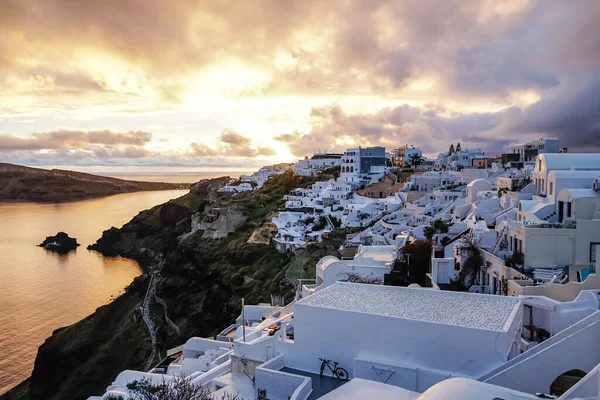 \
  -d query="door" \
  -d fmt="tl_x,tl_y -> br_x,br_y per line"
438,261 -> 449,283
558,201 -> 564,222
